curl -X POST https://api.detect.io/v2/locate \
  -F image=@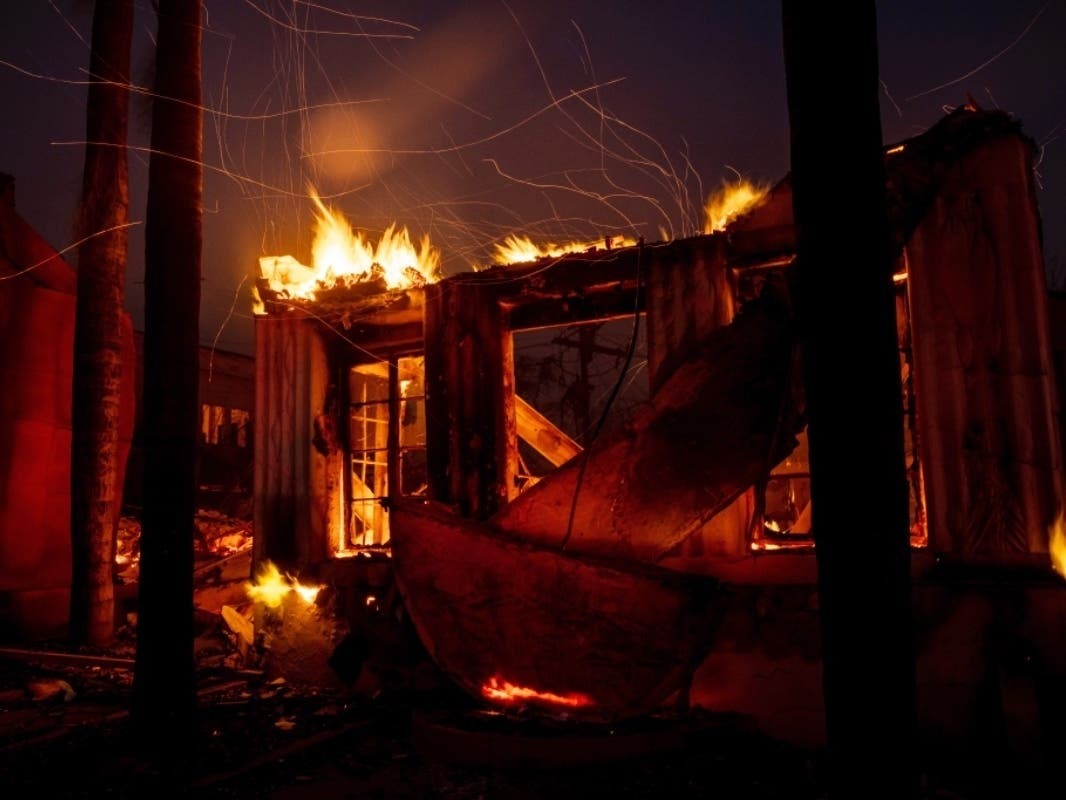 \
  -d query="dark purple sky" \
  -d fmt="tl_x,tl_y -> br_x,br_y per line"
2,1 -> 1064,355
